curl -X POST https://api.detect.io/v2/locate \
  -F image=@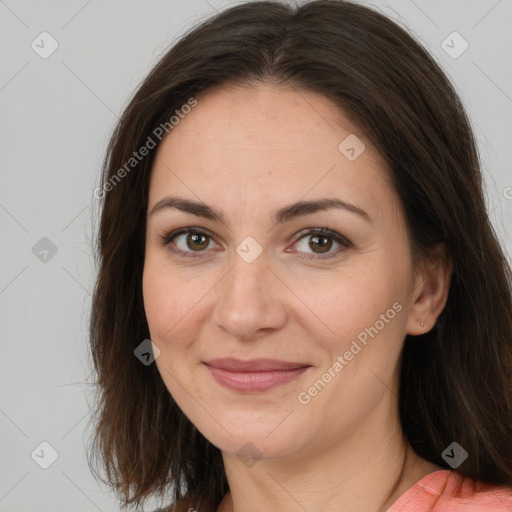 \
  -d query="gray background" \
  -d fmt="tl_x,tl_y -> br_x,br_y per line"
1,0 -> 511,510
